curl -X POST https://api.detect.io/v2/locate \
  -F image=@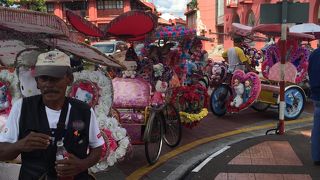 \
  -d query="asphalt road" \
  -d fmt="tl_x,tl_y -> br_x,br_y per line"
95,100 -> 314,179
